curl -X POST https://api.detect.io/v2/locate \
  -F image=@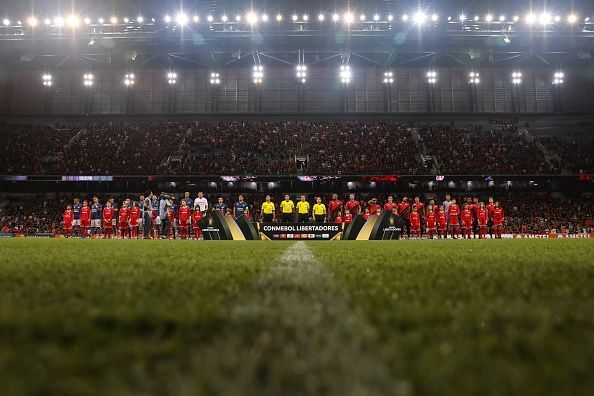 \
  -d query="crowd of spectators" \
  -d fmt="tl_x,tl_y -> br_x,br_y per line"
0,120 -> 591,175
419,125 -> 552,174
